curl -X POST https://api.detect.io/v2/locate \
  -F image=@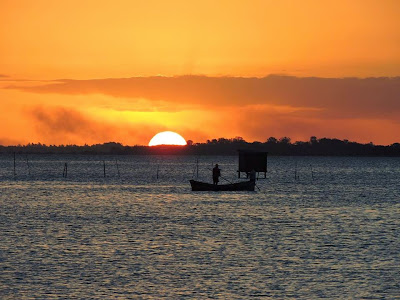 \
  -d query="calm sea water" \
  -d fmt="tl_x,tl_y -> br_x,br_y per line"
0,155 -> 399,299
